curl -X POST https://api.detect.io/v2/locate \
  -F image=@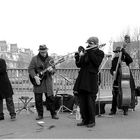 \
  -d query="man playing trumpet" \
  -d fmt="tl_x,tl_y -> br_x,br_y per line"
73,37 -> 104,127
